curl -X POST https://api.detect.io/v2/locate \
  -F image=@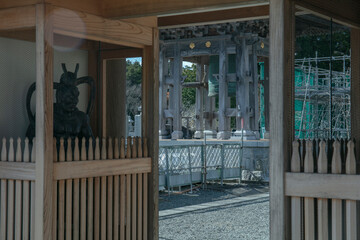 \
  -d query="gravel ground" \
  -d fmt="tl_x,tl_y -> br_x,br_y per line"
159,183 -> 269,240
